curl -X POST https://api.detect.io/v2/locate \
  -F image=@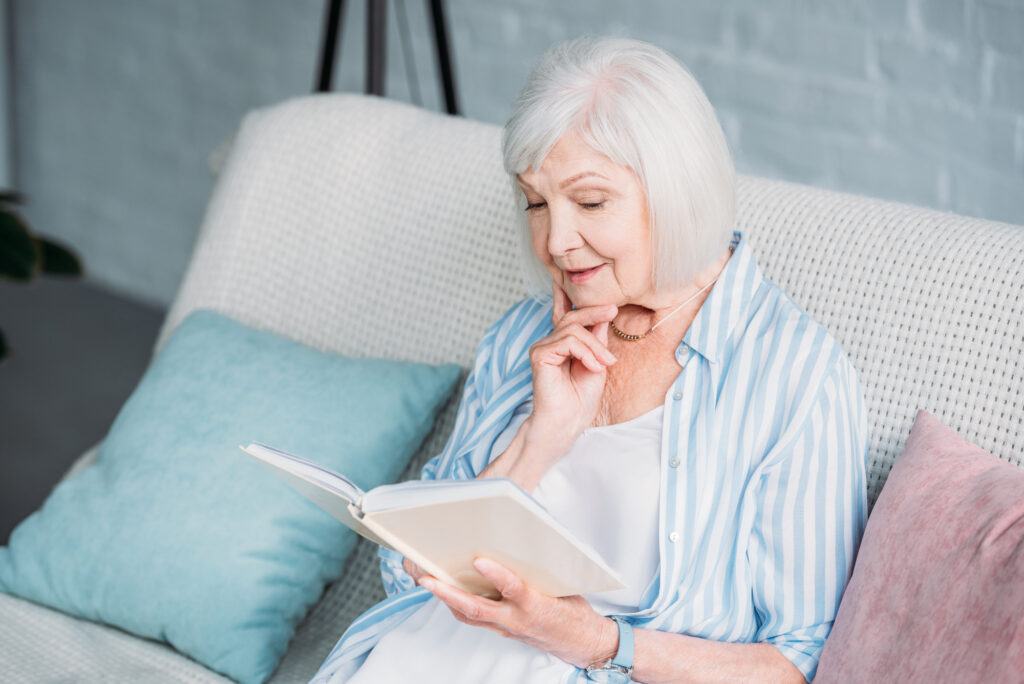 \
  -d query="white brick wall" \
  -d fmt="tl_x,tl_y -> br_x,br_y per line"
11,0 -> 1024,306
